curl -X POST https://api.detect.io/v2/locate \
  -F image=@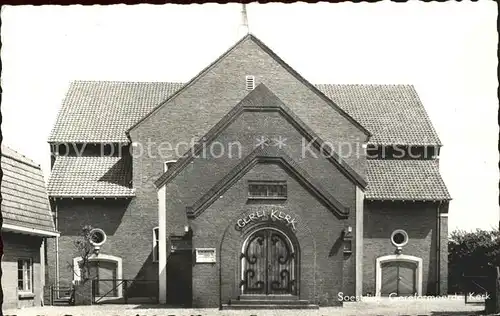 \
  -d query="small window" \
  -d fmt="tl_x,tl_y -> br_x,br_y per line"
248,180 -> 287,199
245,75 -> 255,91
153,227 -> 159,263
17,258 -> 33,293
391,229 -> 409,248
164,160 -> 177,172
